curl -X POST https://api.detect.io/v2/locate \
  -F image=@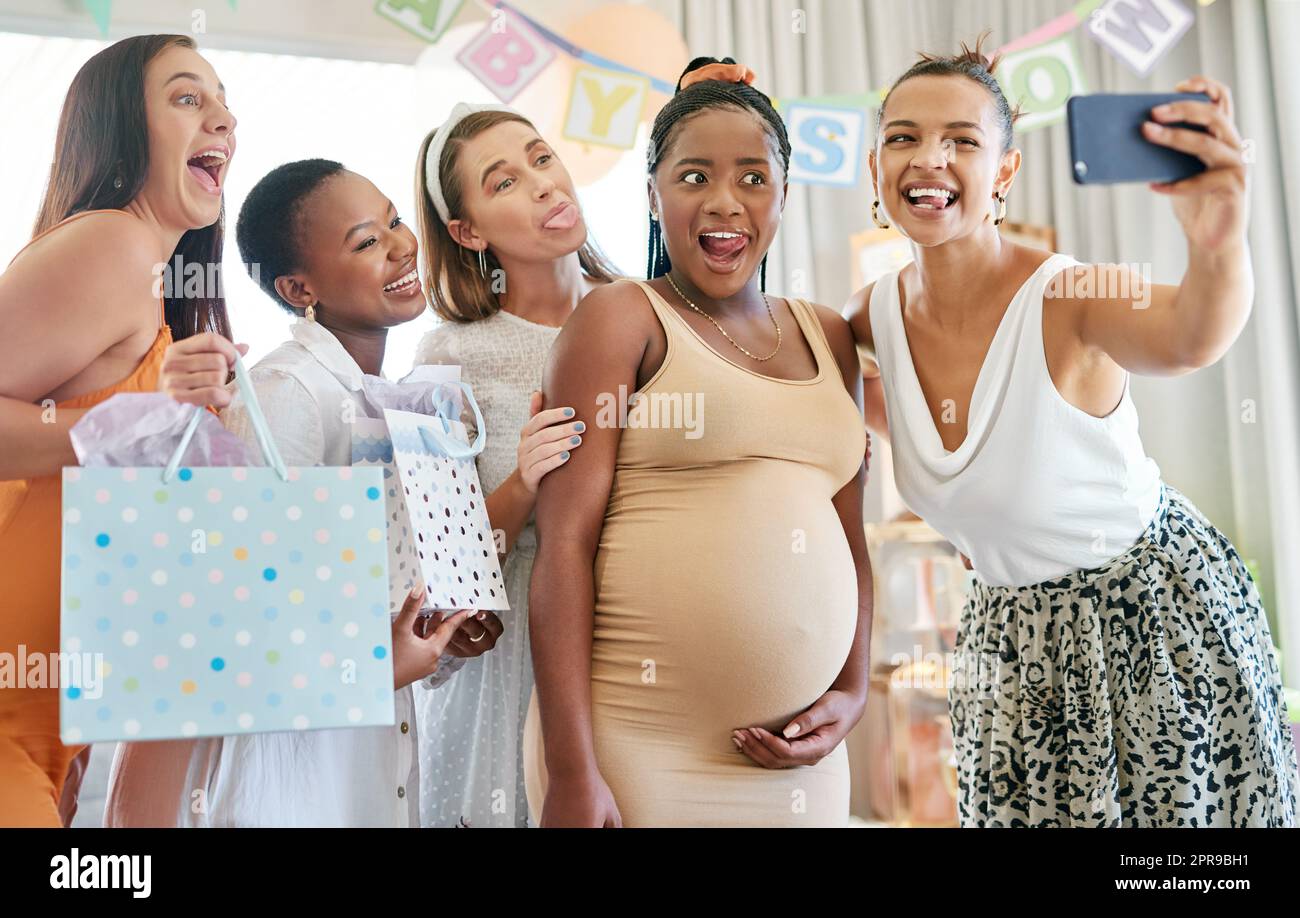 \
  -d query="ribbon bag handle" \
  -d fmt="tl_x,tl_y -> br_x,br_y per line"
162,353 -> 290,482
417,380 -> 486,461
